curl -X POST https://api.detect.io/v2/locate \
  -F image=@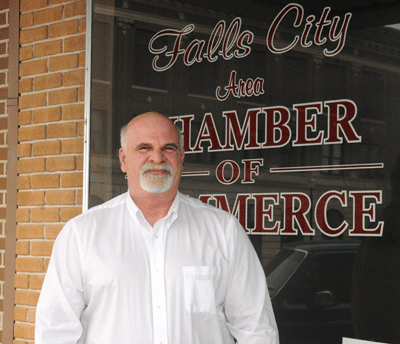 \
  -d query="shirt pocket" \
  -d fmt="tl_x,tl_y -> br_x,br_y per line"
183,266 -> 221,314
